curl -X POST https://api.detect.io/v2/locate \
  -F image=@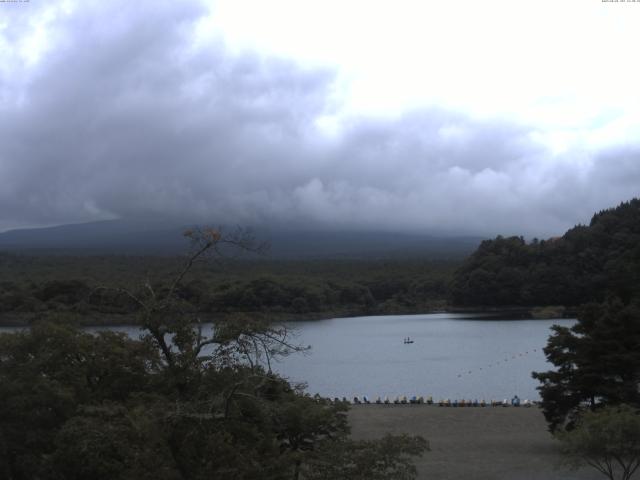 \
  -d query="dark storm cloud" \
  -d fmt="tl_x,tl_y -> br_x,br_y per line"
1,1 -> 638,236
0,1 -> 331,227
